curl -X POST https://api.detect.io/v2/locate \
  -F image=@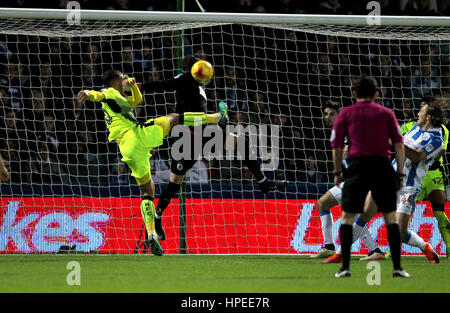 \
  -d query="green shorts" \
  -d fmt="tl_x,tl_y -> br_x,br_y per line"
417,169 -> 445,201
118,118 -> 166,180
